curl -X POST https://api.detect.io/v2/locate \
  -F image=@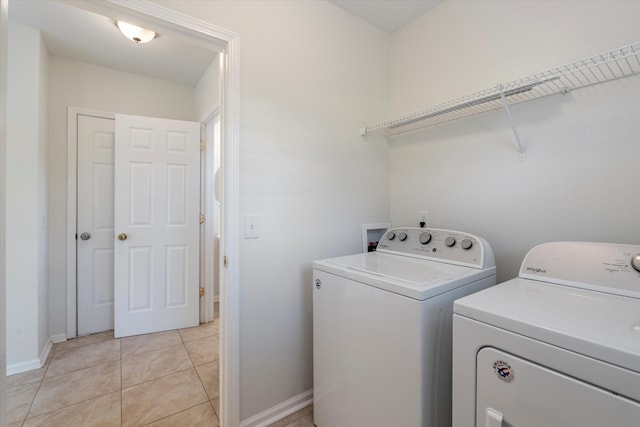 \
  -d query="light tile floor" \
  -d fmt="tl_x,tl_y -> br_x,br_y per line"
7,316 -> 315,427
7,320 -> 220,427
